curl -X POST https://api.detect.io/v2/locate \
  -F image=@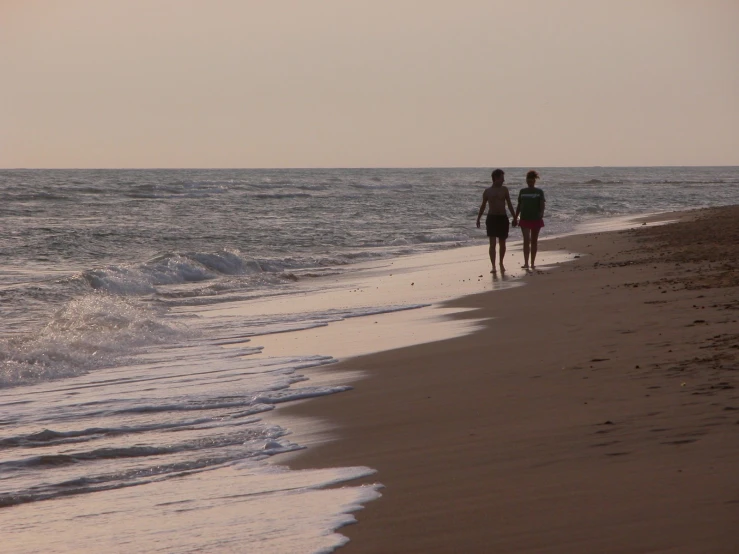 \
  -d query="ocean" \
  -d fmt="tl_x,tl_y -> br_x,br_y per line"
1,166 -> 738,552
